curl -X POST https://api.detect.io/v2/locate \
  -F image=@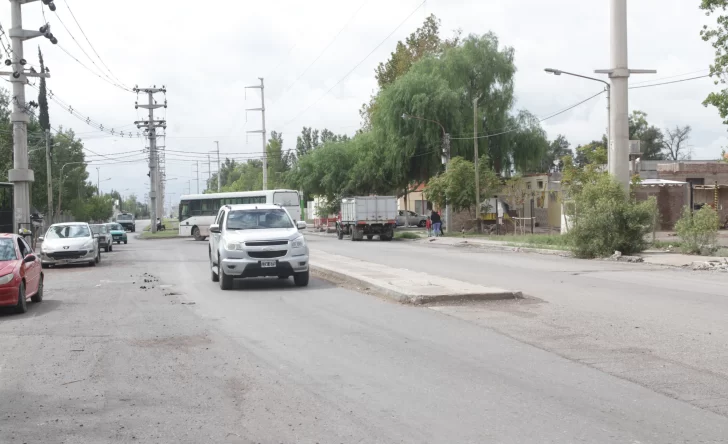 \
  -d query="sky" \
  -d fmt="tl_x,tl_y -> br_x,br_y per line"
1,0 -> 724,213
